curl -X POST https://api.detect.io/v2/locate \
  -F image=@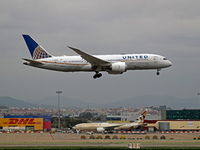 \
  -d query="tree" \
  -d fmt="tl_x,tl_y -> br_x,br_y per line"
79,112 -> 93,120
